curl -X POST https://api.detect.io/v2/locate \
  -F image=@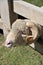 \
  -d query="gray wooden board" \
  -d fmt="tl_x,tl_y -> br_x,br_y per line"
14,1 -> 43,26
29,40 -> 43,54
